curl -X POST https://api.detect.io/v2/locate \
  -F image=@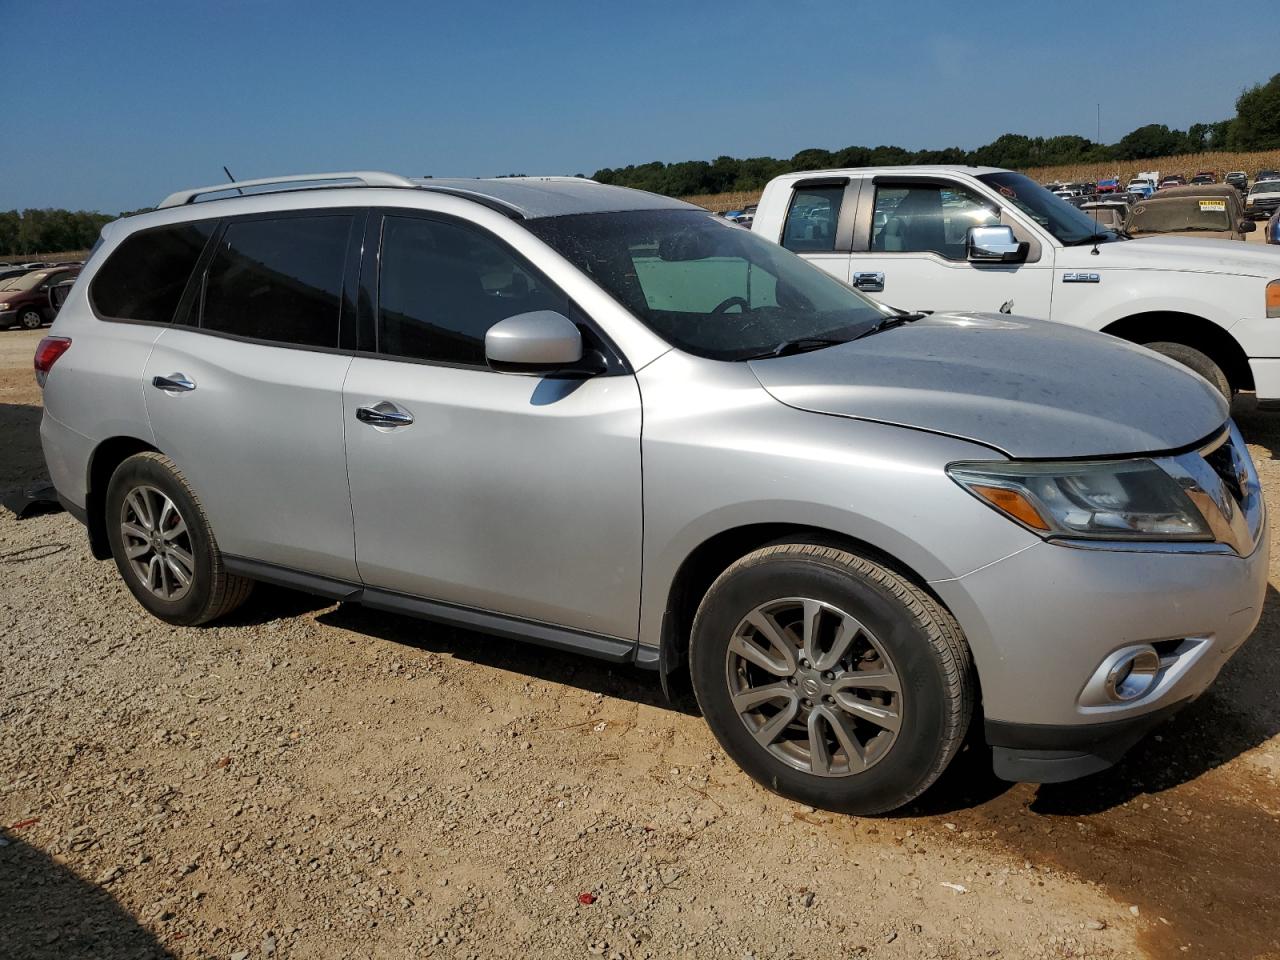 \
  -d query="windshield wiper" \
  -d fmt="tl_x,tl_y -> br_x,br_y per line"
851,311 -> 928,341
753,336 -> 850,359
